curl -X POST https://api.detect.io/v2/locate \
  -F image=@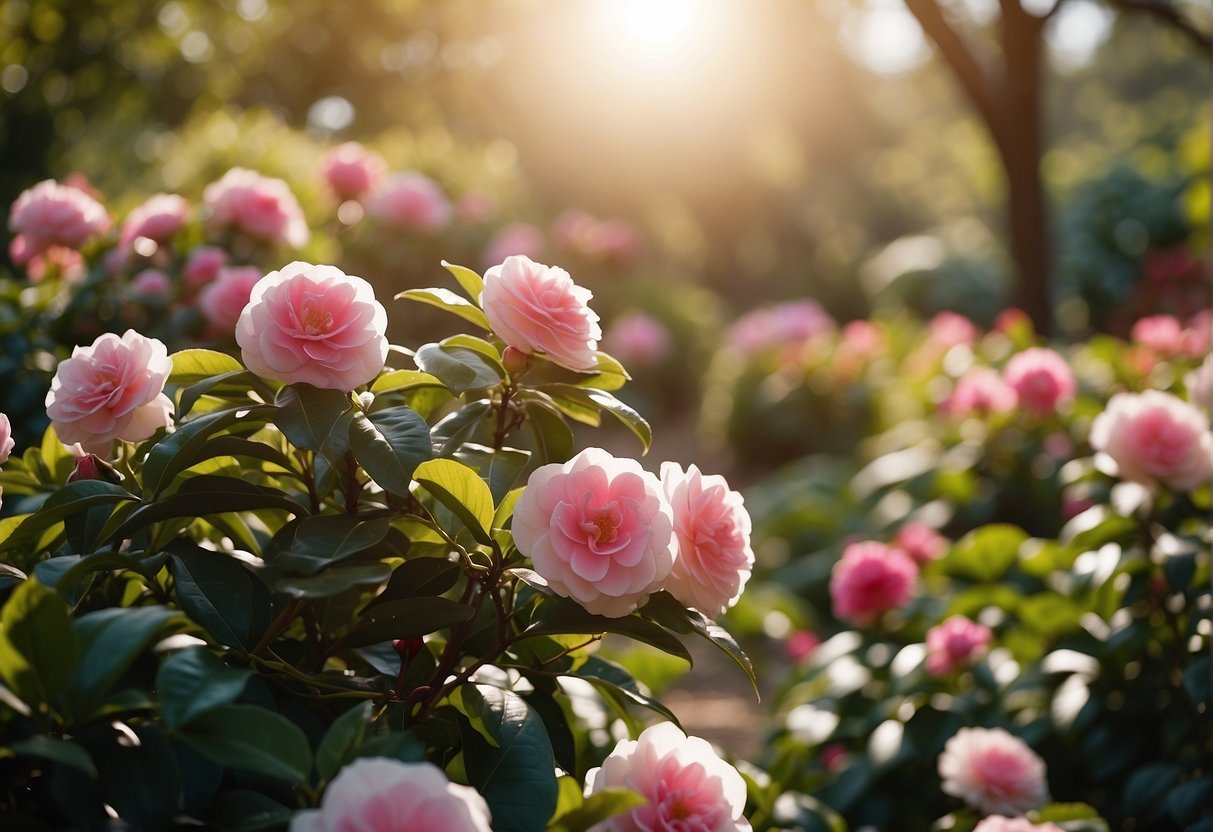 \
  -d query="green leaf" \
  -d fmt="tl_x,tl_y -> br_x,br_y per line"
571,656 -> 681,725
397,287 -> 491,330
349,406 -> 433,497
156,647 -> 252,729
0,562 -> 26,590
943,524 -> 1028,582
582,389 -> 651,454
461,685 -> 558,832
370,370 -> 445,394
549,788 -> 647,832
63,606 -> 180,720
448,684 -> 501,748
315,701 -> 373,782
207,790 -> 294,832
112,476 -> 307,539
522,400 -> 574,466
7,735 -> 97,776
35,550 -> 167,595
177,370 -> 267,418
274,384 -> 353,453
363,557 -> 460,609
1167,777 -> 1211,825
1,481 -> 137,553
640,593 -> 757,695
571,351 -> 631,392
273,515 -> 392,576
181,703 -> 312,784
169,543 -> 273,650
414,342 -> 503,393
431,401 -> 493,456
276,563 -> 394,599
413,458 -> 496,544
337,597 -> 476,647
143,405 -> 272,496
451,444 -> 531,505
1123,764 -> 1182,824
441,260 -> 486,301
1019,592 -> 1083,637
169,349 -> 245,384
197,436 -> 296,473
0,580 -> 77,712
523,597 -> 692,664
